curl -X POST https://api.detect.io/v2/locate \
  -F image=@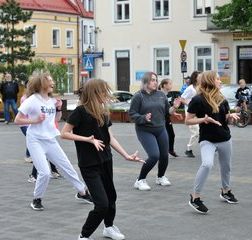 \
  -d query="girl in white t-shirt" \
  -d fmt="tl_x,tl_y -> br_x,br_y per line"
14,71 -> 91,211
181,71 -> 201,158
